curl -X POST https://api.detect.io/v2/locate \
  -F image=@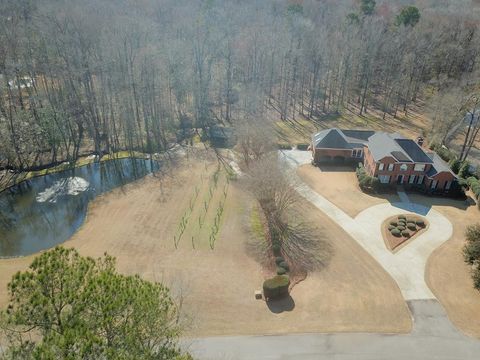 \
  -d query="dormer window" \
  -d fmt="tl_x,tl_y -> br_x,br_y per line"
414,164 -> 426,172
388,164 -> 394,171
400,164 -> 408,171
